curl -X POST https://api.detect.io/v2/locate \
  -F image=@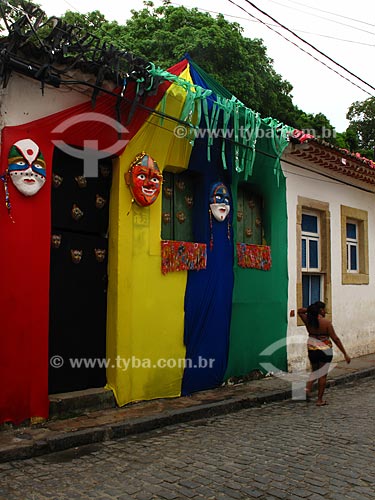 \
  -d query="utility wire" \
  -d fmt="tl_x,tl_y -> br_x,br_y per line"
170,2 -> 375,47
227,0 -> 374,96
265,0 -> 375,36
270,0 -> 375,29
240,0 -> 375,92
